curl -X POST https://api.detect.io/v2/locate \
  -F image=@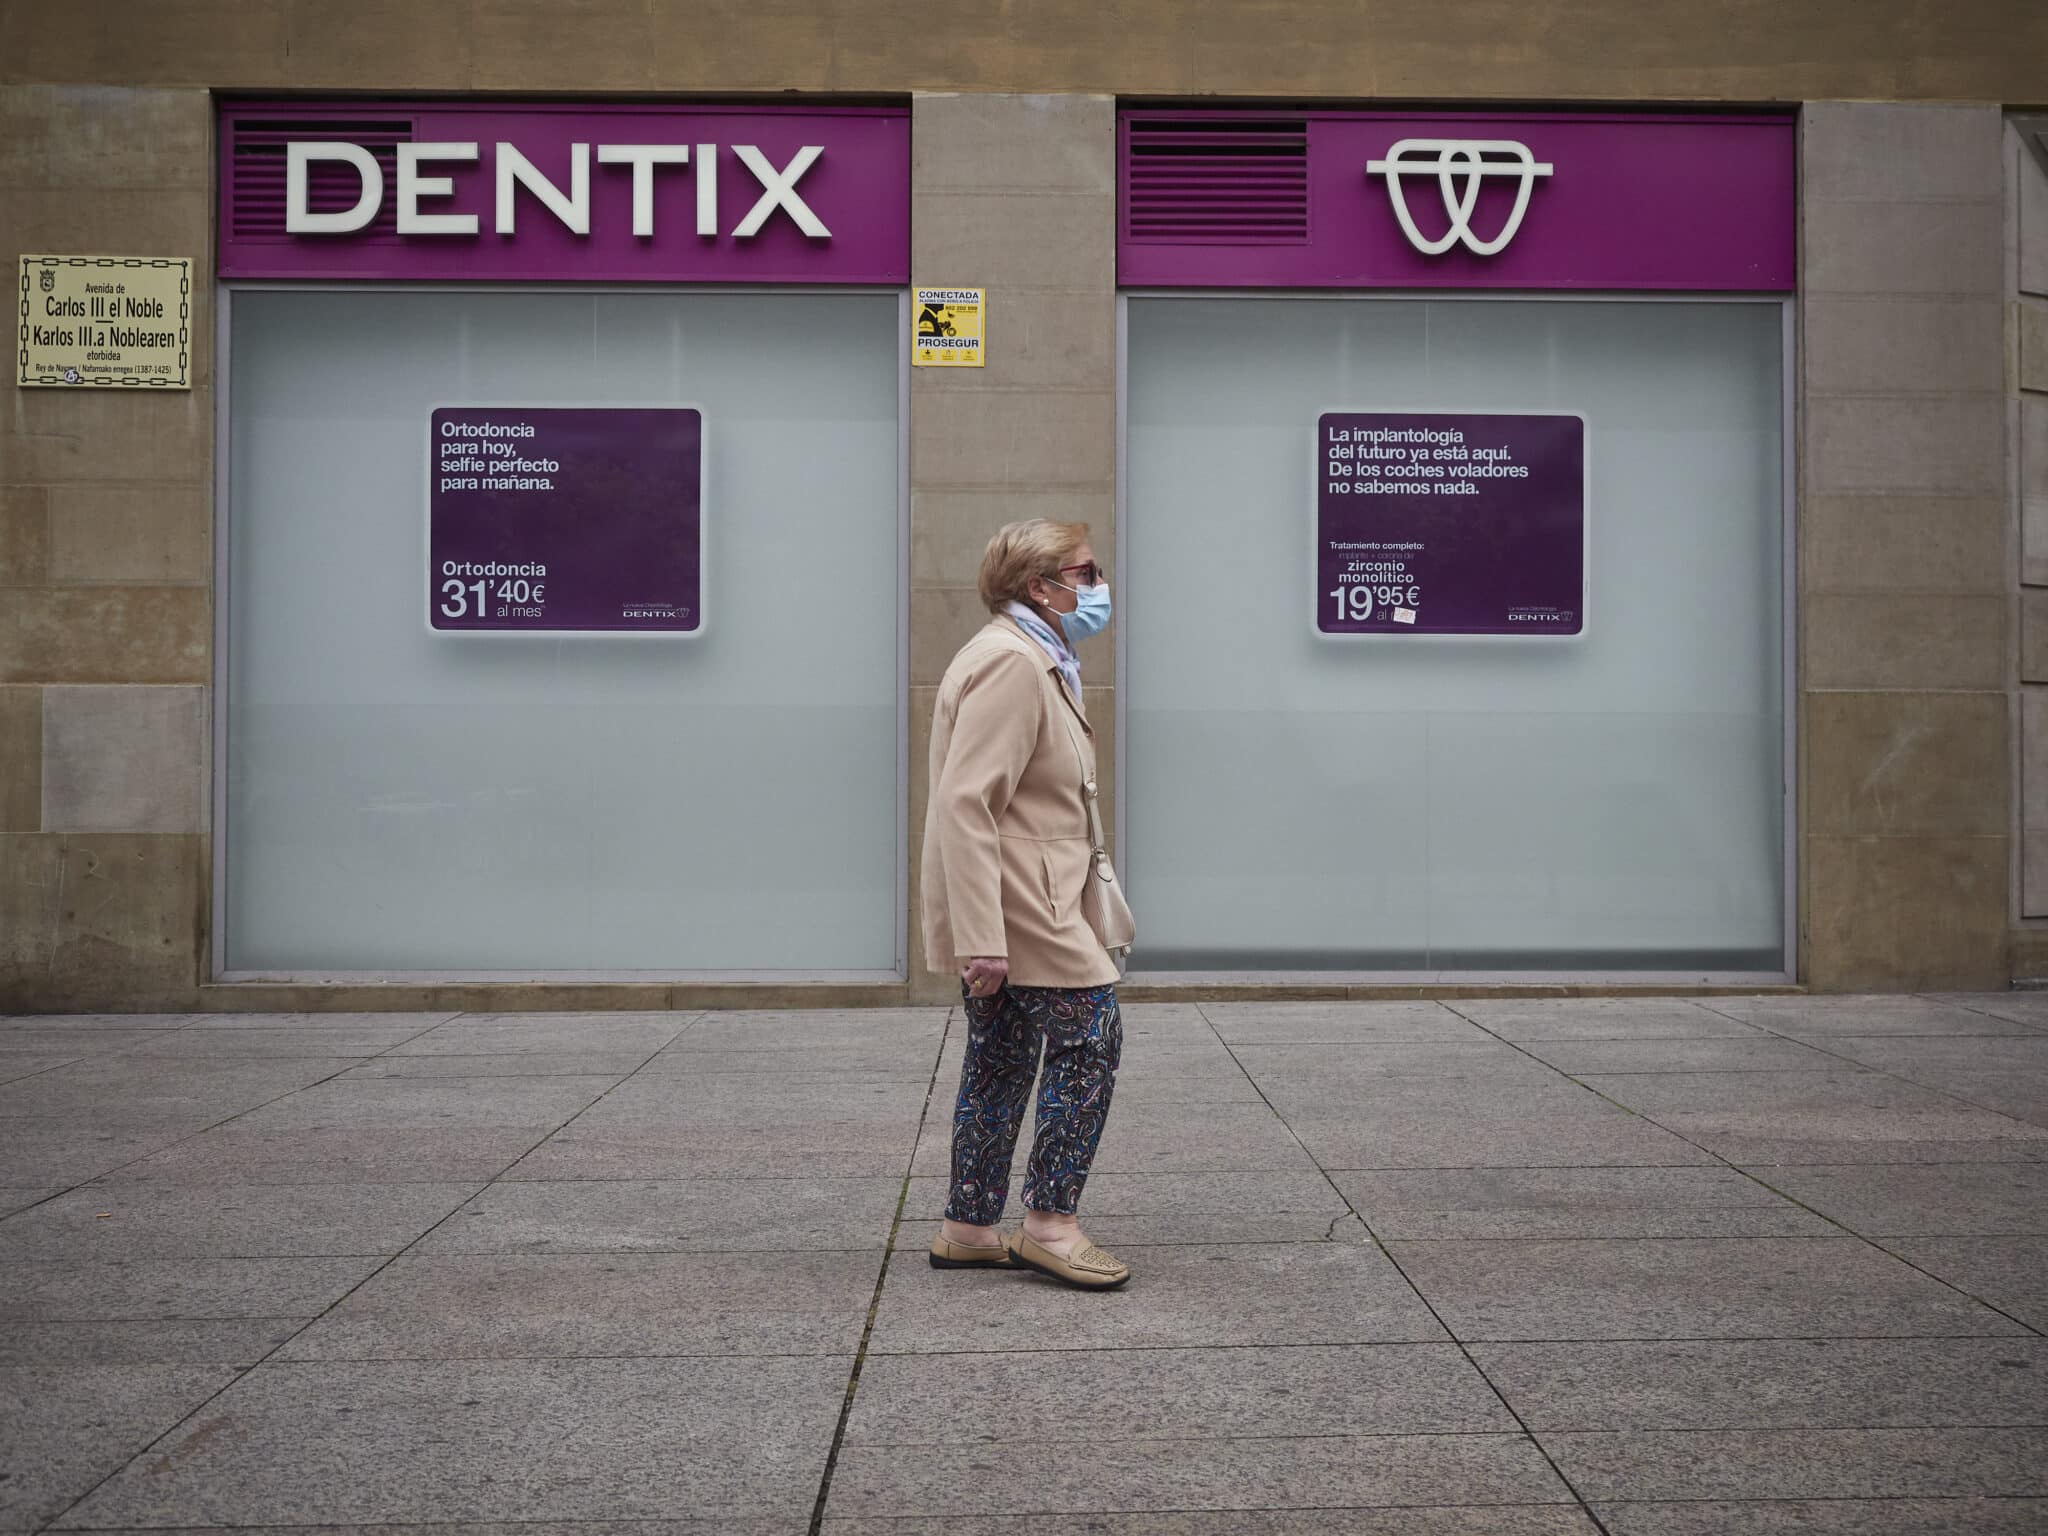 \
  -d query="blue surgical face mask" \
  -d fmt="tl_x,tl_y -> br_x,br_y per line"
1050,579 -> 1112,644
